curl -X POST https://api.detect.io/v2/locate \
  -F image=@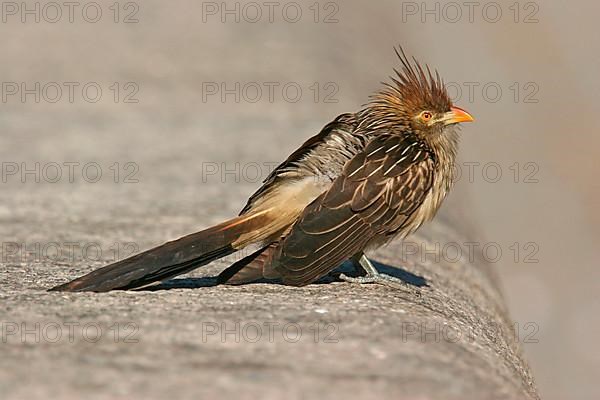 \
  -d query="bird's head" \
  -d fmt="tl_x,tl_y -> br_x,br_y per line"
366,47 -> 474,144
